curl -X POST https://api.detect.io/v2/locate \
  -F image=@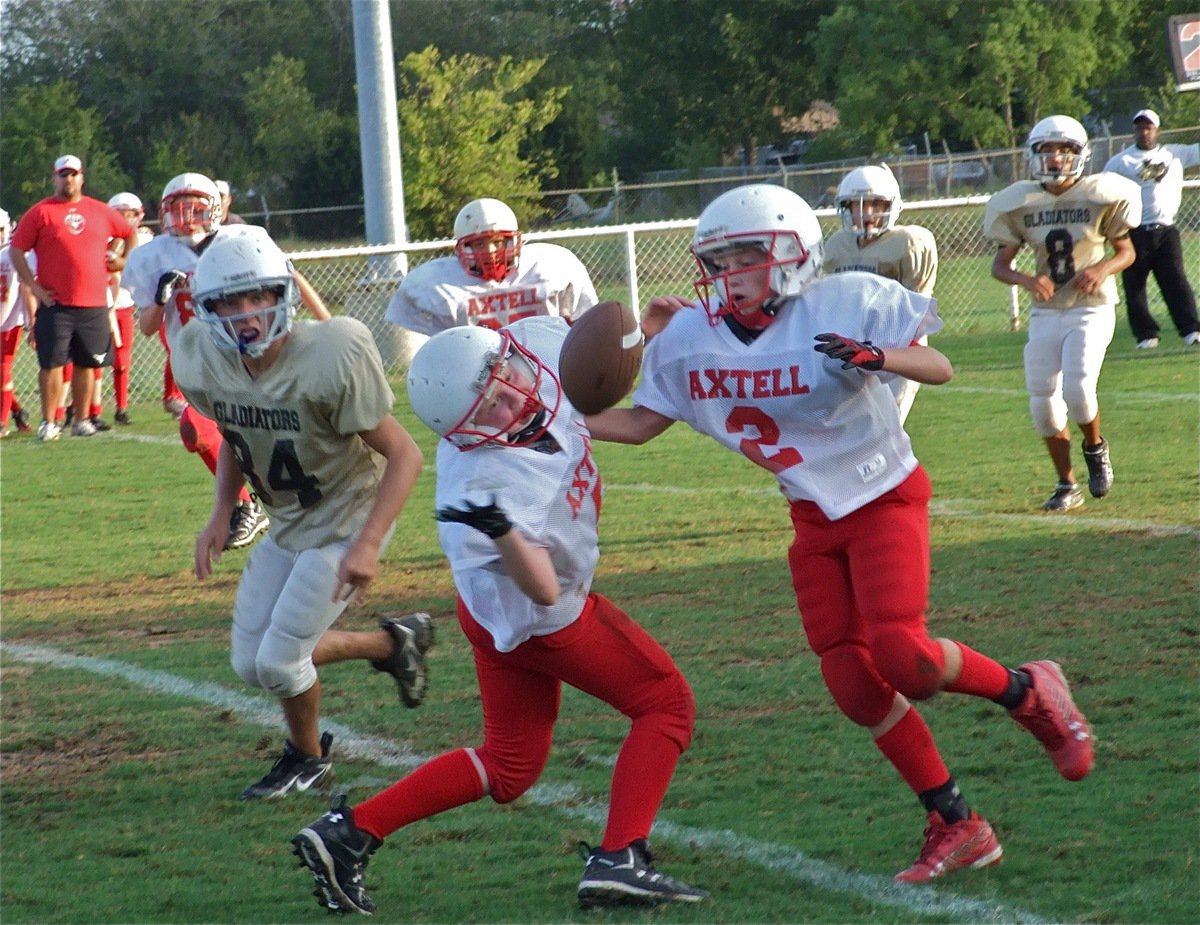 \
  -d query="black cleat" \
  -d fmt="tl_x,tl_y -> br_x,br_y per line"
577,840 -> 709,908
371,613 -> 434,708
1082,439 -> 1113,498
239,732 -> 333,801
293,794 -> 381,915
225,498 -> 269,550
1042,481 -> 1083,512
